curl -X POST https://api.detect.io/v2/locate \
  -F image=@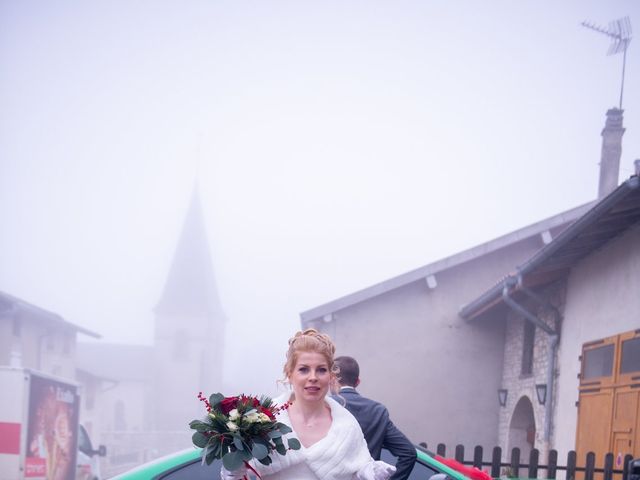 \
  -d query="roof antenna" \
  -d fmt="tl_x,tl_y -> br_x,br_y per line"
581,17 -> 633,109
